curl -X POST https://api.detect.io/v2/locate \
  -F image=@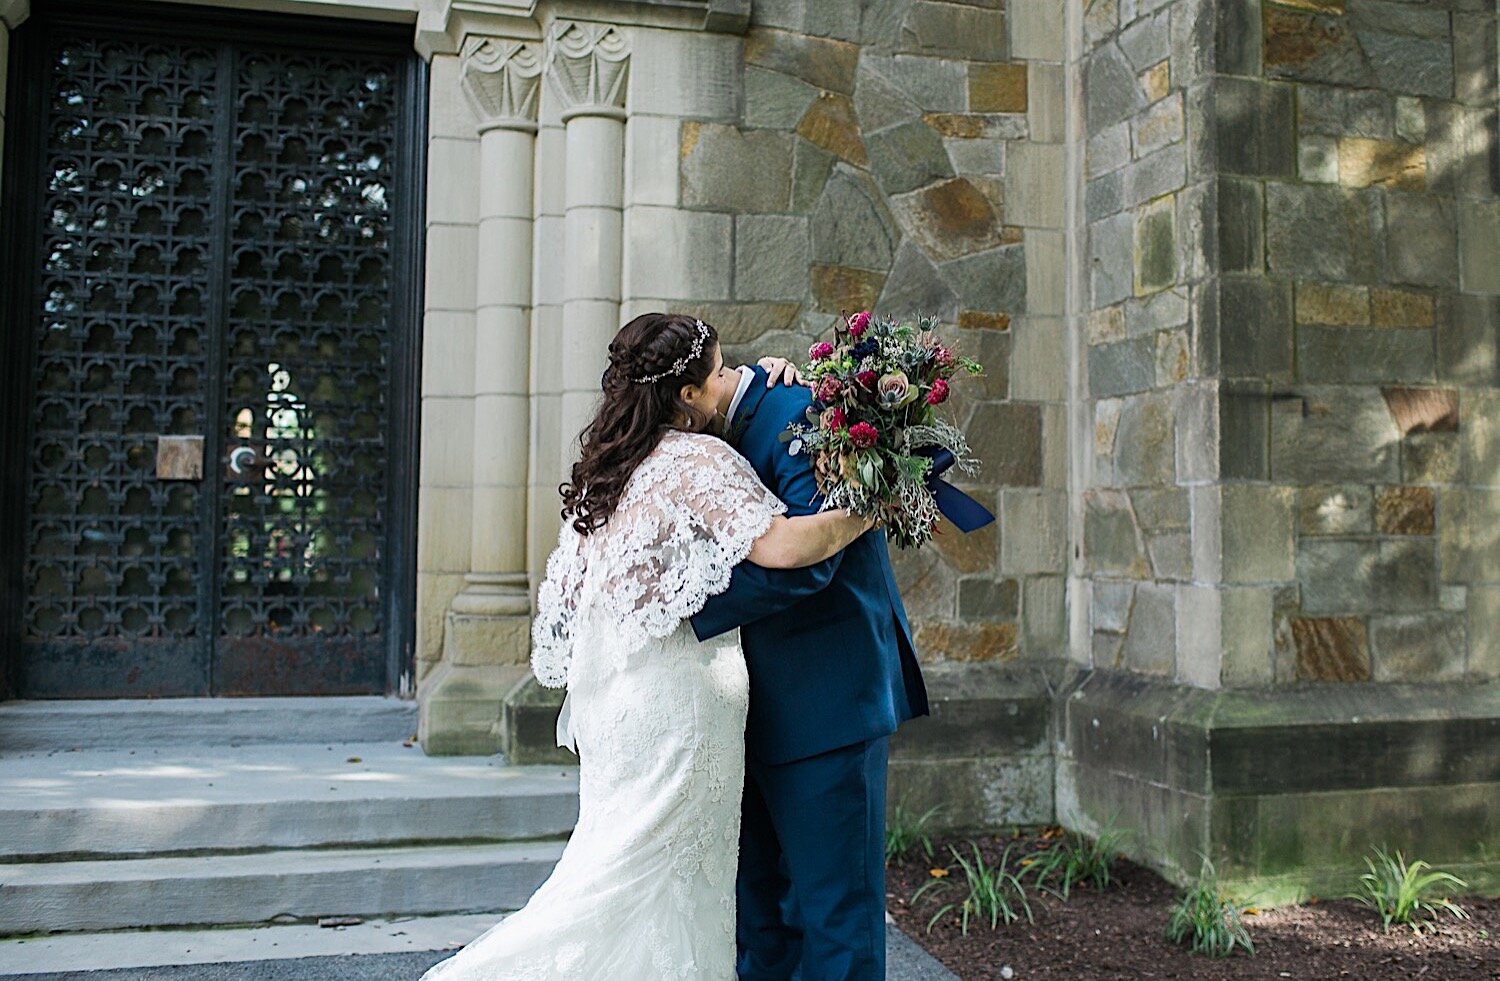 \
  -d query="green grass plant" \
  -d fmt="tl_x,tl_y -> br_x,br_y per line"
914,840 -> 1034,935
1163,858 -> 1255,957
1350,845 -> 1469,936
884,801 -> 942,865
